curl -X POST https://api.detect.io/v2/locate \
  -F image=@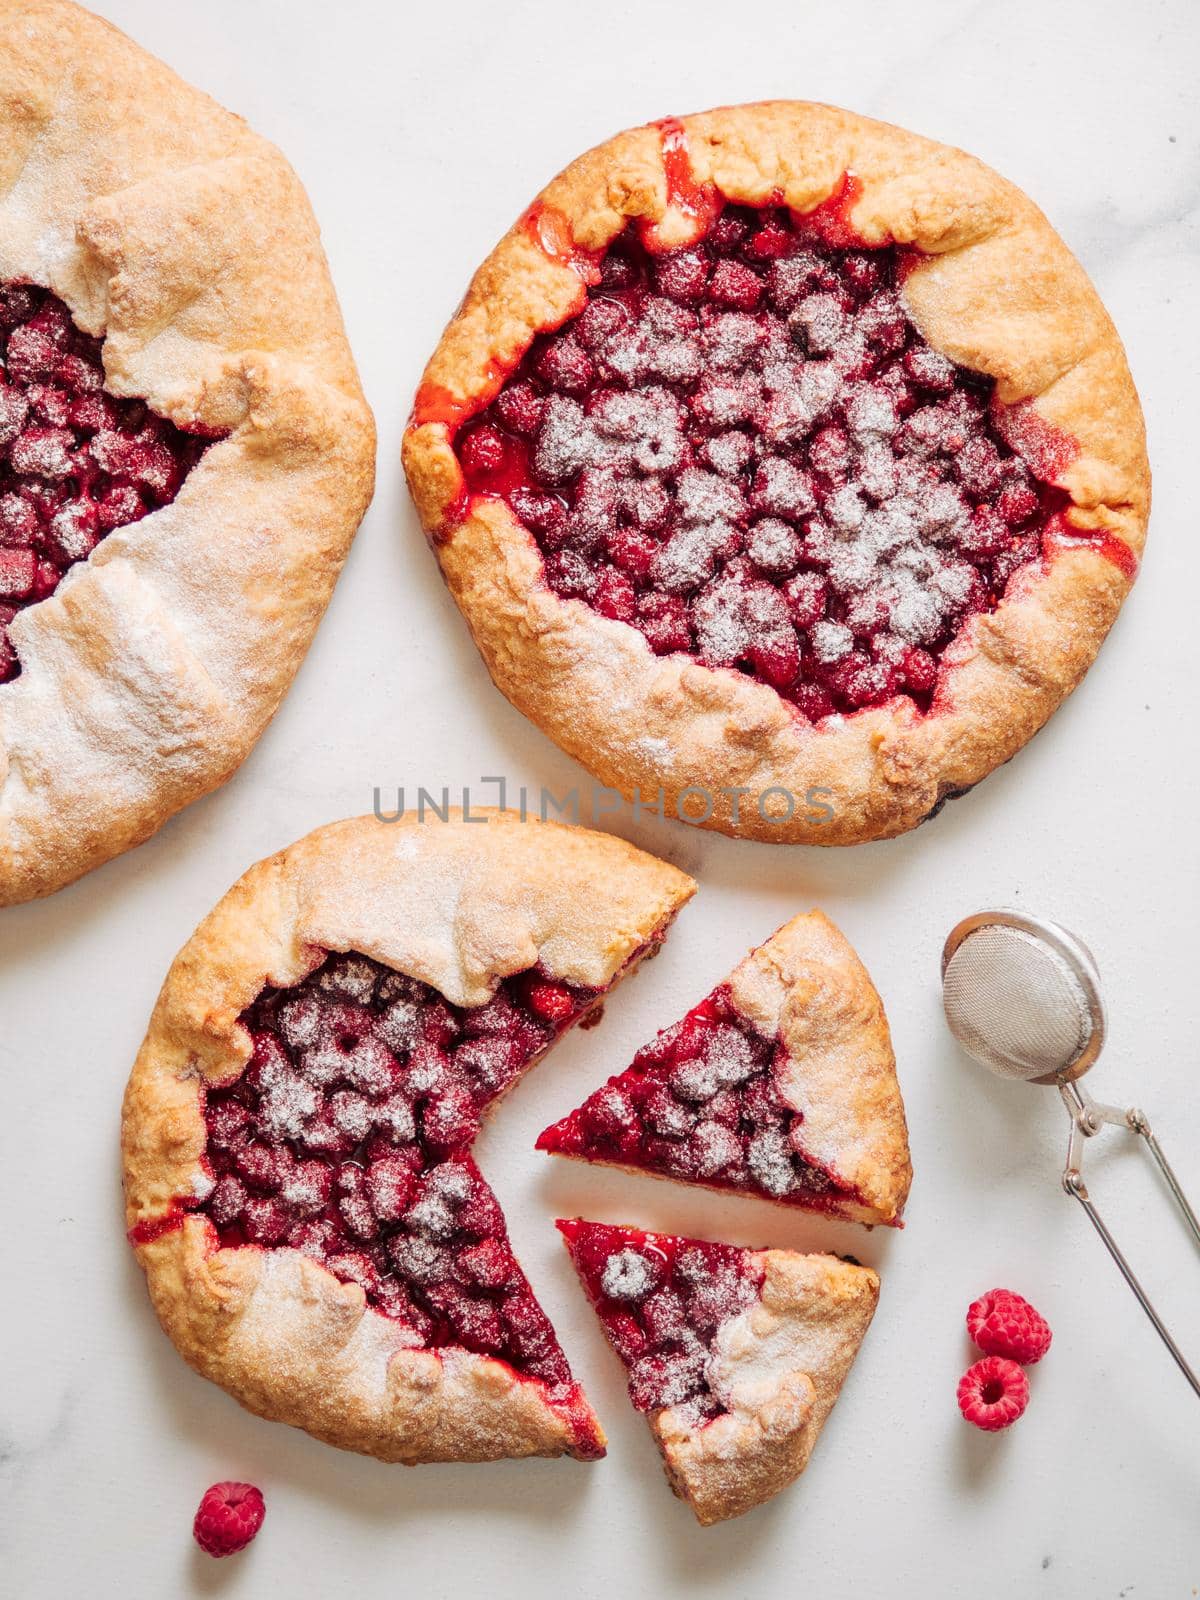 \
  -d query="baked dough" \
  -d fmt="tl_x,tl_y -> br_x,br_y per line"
404,102 -> 1148,844
0,0 -> 375,904
560,1219 -> 879,1523
539,910 -> 912,1226
121,812 -> 695,1463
